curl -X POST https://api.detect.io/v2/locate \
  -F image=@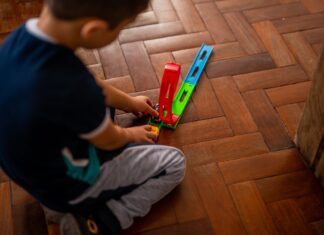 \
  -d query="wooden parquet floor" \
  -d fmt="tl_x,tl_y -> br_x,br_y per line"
1,0 -> 324,234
